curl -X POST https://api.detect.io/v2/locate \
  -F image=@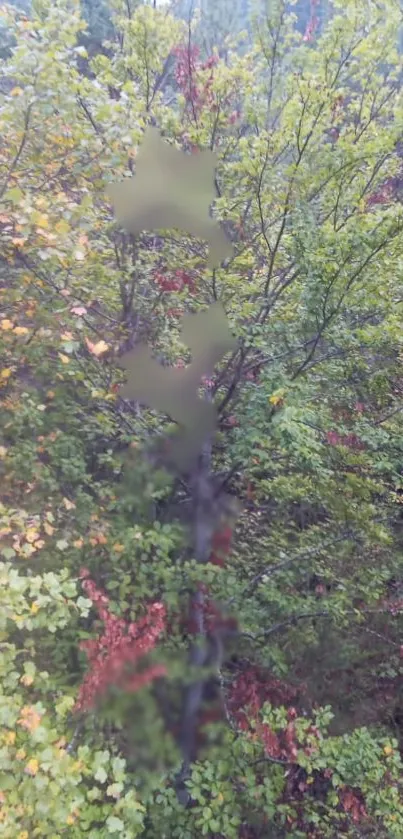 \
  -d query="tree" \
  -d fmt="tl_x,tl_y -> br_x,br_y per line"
2,0 -> 403,835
